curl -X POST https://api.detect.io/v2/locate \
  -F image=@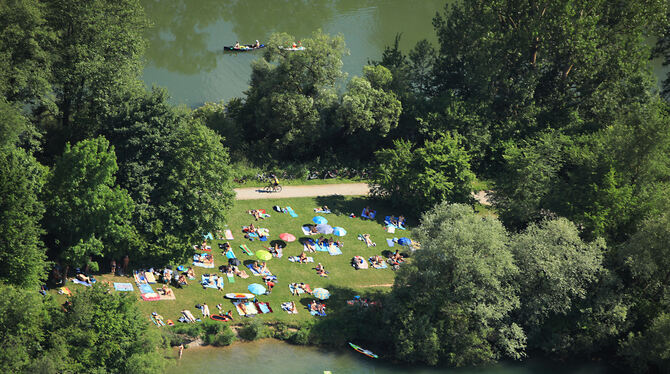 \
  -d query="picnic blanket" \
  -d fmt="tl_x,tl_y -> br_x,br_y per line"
226,273 -> 235,283
314,208 -> 331,214
289,283 -> 306,295
285,206 -> 298,218
256,302 -> 273,314
327,244 -> 343,256
369,257 -> 388,269
114,282 -> 134,292
315,241 -> 328,252
193,254 -> 215,268
352,256 -> 369,270
386,238 -> 395,247
247,264 -> 272,276
224,229 -> 234,240
384,216 -> 406,230
138,283 -> 154,294
201,274 -> 222,289
72,278 -> 92,287
281,302 -> 298,314
234,301 -> 259,316
141,293 -> 161,301
239,244 -> 254,255
225,249 -> 236,259
361,210 -> 377,220
288,256 -> 314,263
159,291 -> 176,300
